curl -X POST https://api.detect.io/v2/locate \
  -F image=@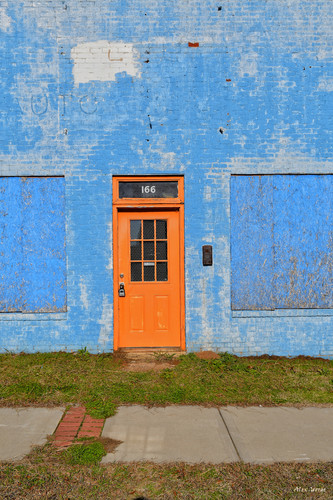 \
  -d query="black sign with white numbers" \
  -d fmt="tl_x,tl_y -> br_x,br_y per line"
119,181 -> 178,199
